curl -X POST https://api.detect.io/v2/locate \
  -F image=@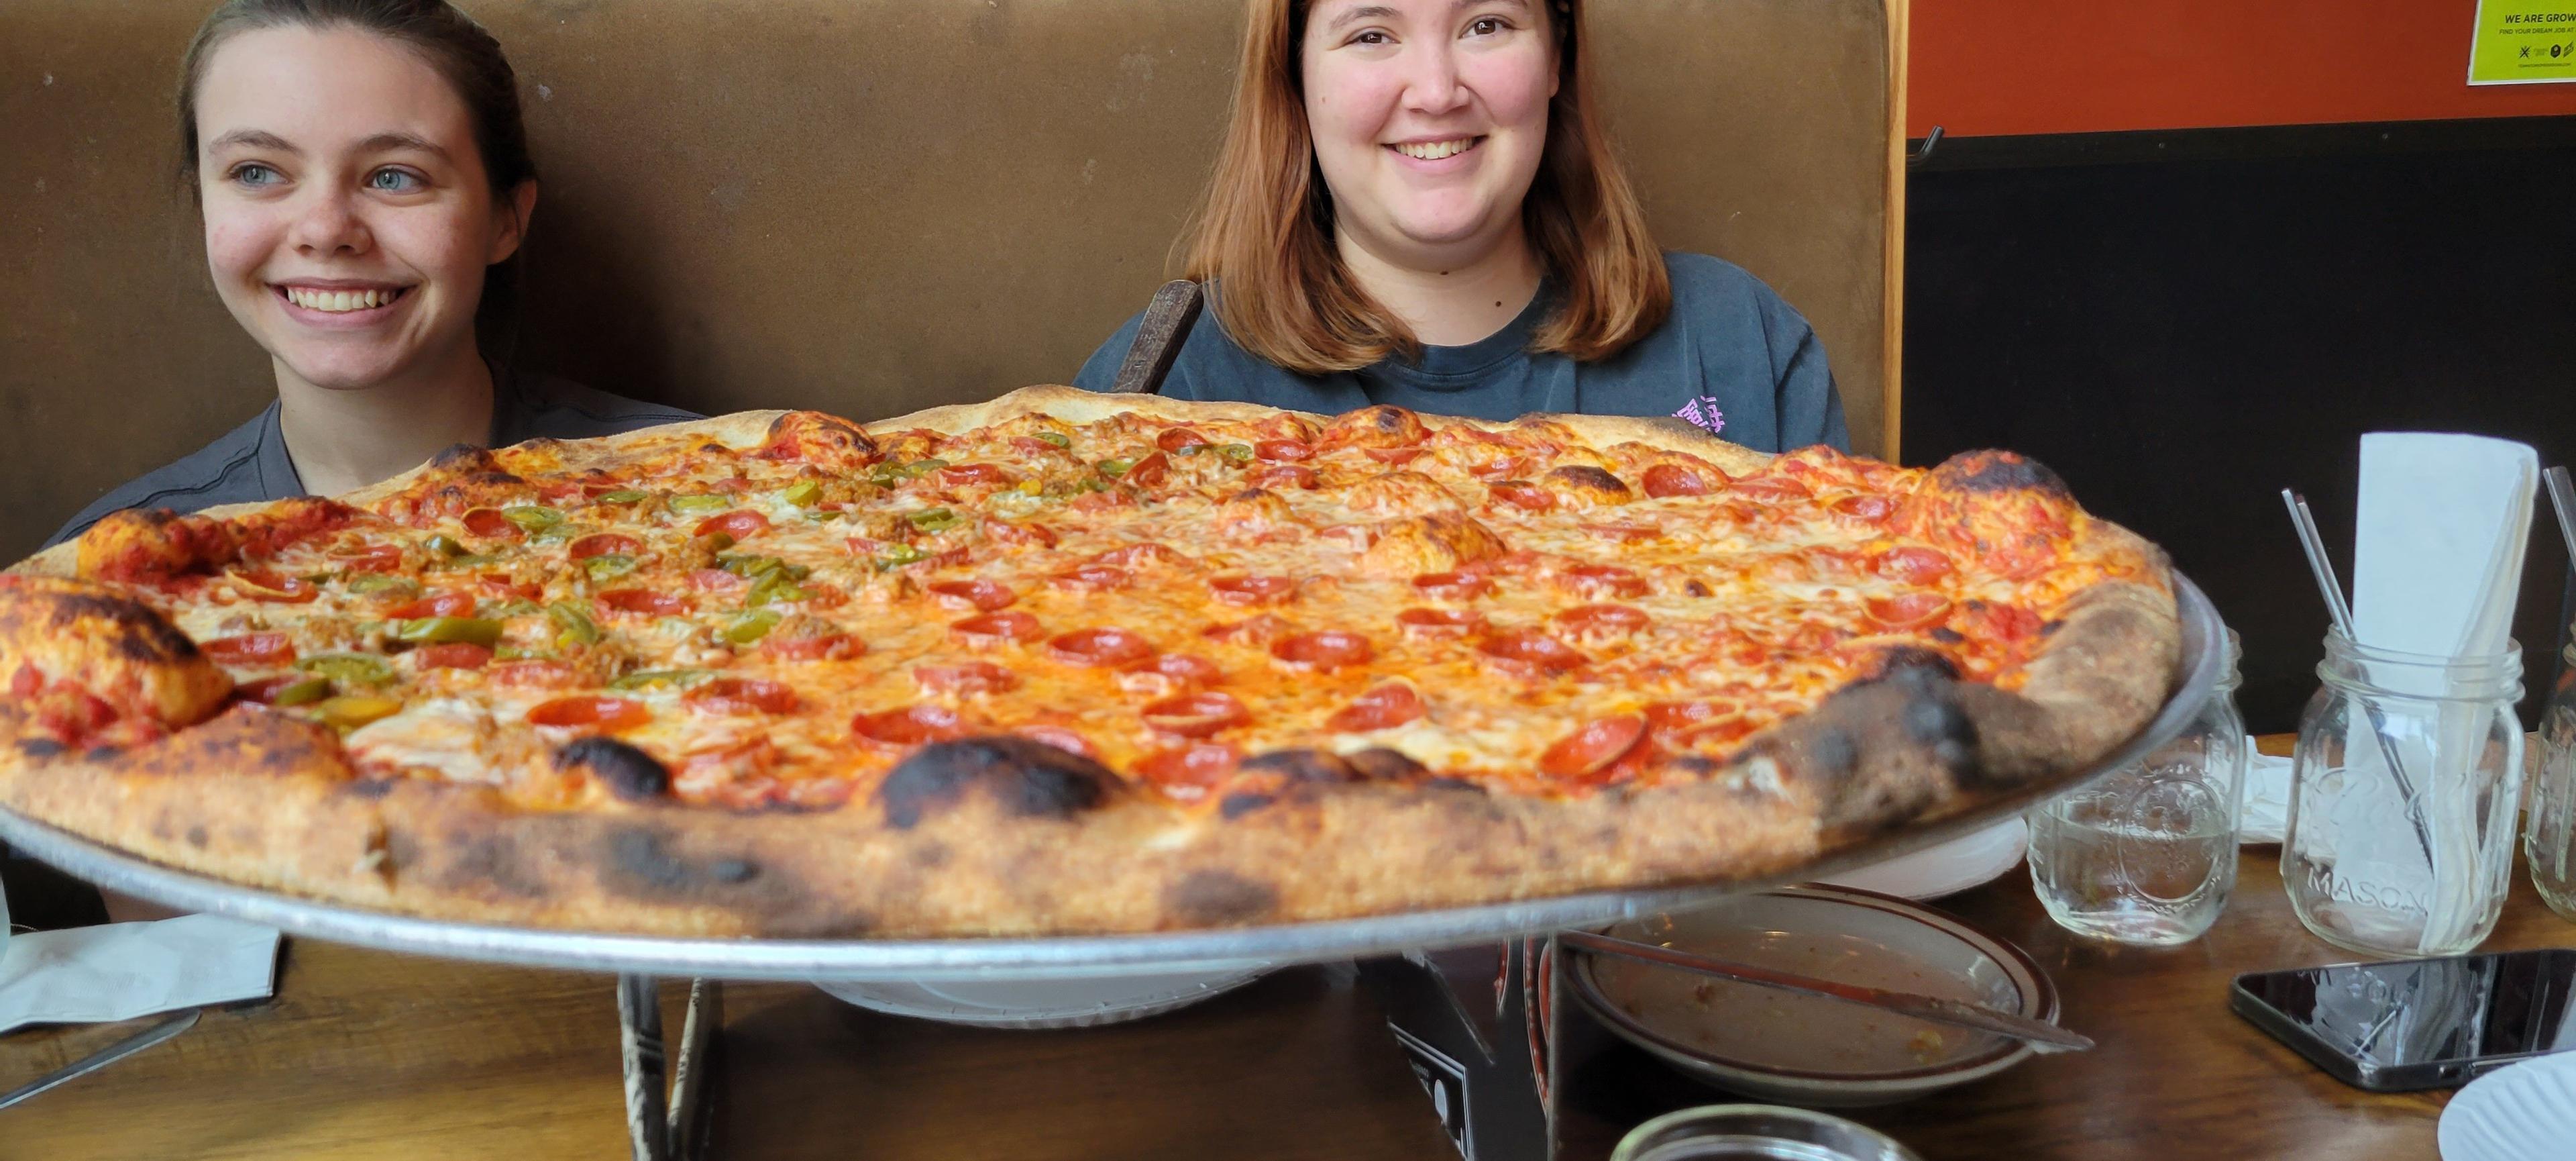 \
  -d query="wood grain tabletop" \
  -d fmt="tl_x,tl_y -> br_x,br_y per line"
5,738 -> 2569,1160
